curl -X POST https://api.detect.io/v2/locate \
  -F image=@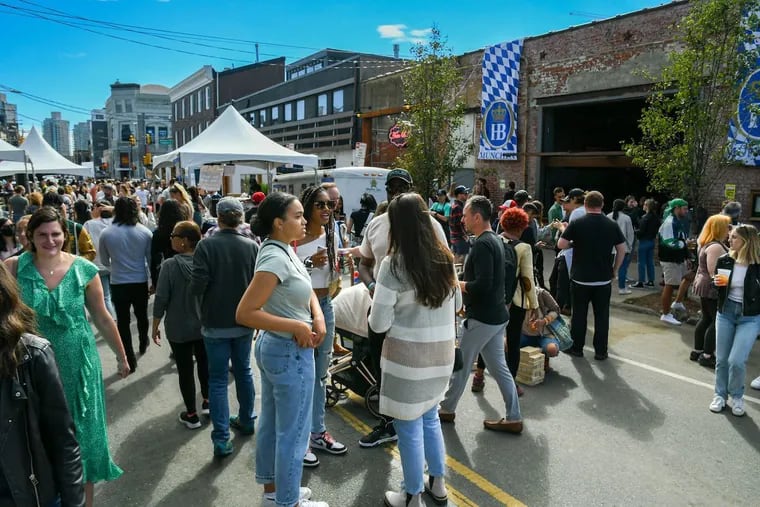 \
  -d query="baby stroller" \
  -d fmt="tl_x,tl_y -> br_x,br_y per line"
327,283 -> 380,418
